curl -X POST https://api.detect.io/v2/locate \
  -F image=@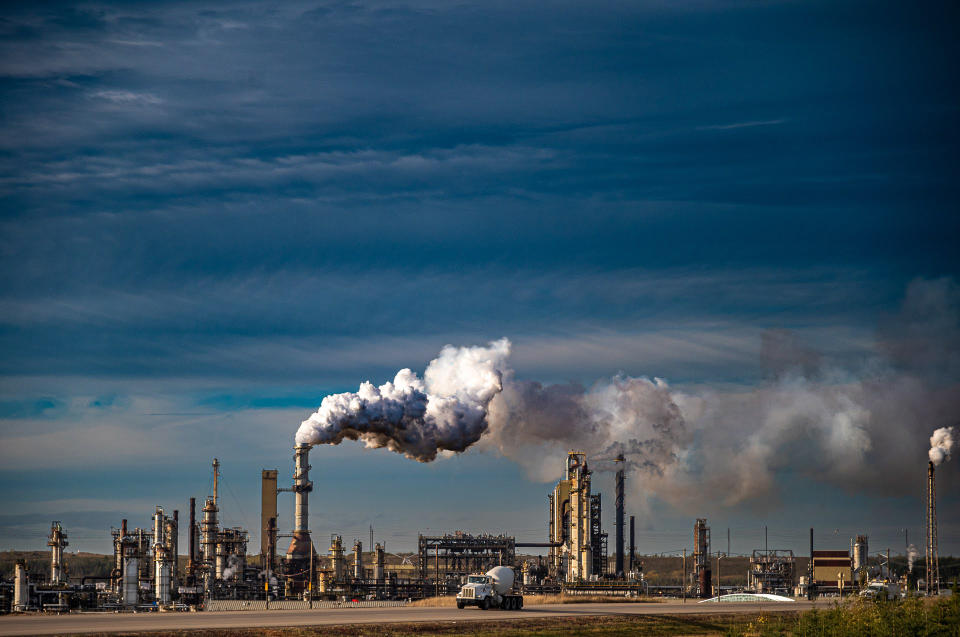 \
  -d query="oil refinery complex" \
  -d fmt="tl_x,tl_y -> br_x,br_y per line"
0,447 -> 952,613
